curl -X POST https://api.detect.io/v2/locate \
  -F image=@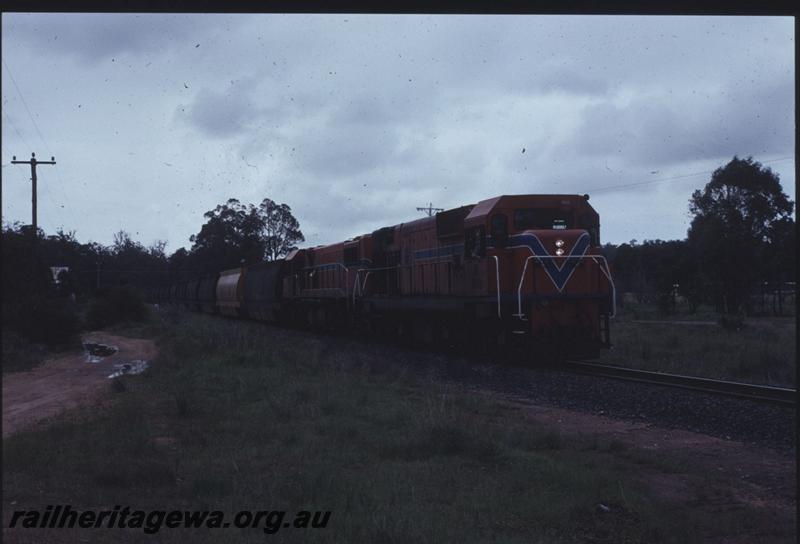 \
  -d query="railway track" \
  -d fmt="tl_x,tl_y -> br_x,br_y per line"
563,360 -> 797,407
